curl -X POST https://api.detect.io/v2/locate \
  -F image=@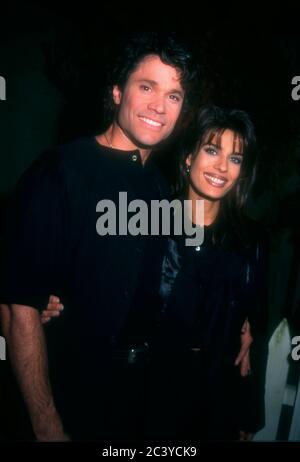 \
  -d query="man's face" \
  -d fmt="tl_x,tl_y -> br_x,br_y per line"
113,55 -> 184,148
